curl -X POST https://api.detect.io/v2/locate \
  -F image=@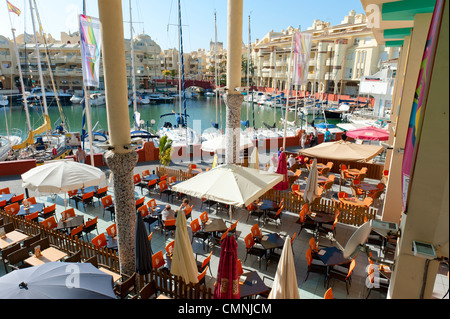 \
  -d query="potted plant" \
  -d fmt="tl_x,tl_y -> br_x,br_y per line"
159,135 -> 173,167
